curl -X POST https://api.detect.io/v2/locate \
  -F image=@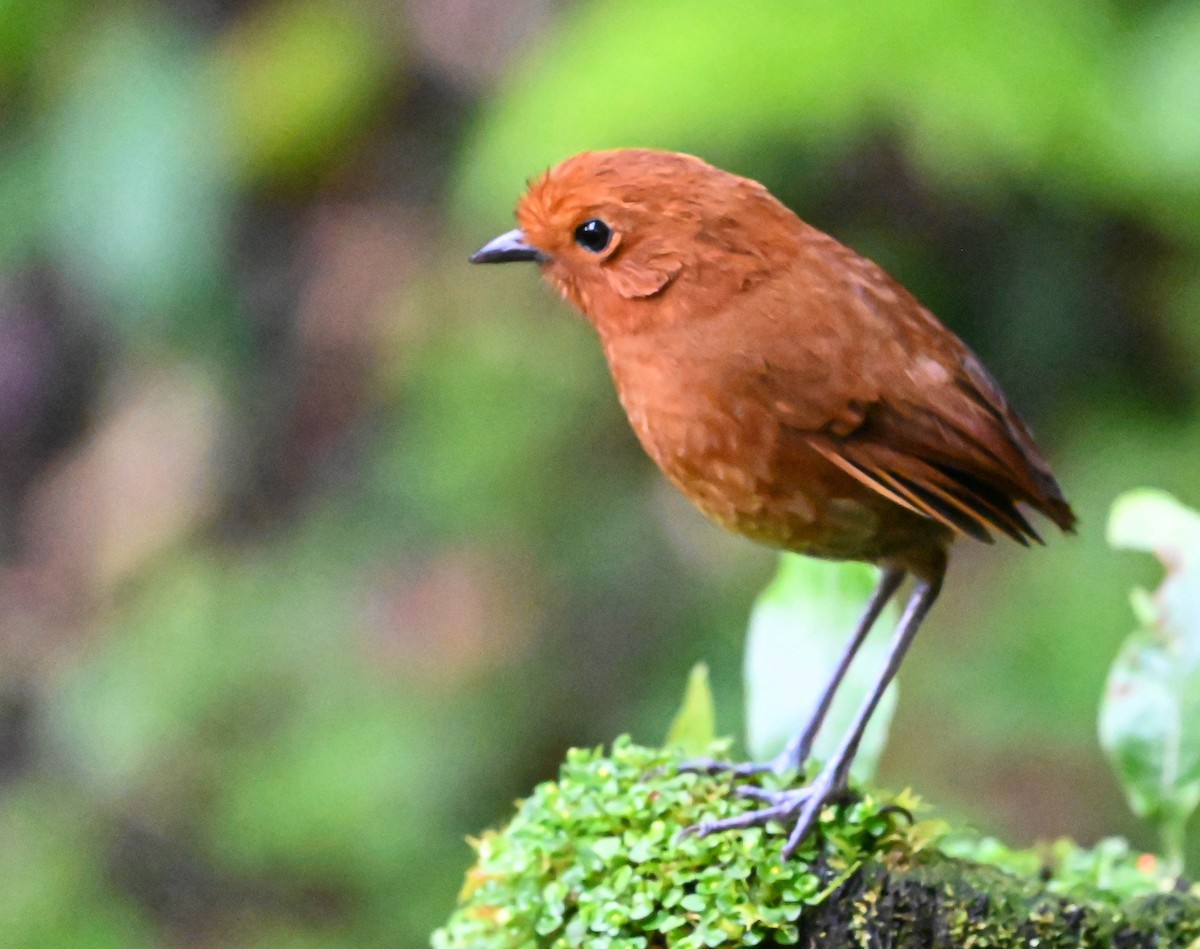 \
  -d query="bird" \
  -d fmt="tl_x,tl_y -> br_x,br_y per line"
469,148 -> 1075,857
